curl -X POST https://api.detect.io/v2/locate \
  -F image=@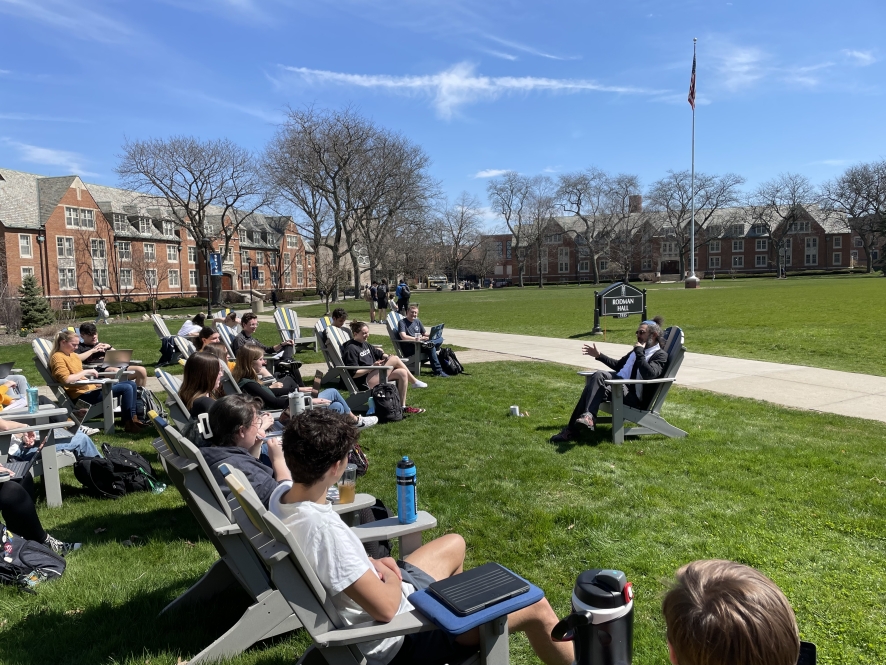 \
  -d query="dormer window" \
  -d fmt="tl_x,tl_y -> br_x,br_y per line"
114,213 -> 128,233
239,229 -> 247,244
162,220 -> 175,237
139,217 -> 152,234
